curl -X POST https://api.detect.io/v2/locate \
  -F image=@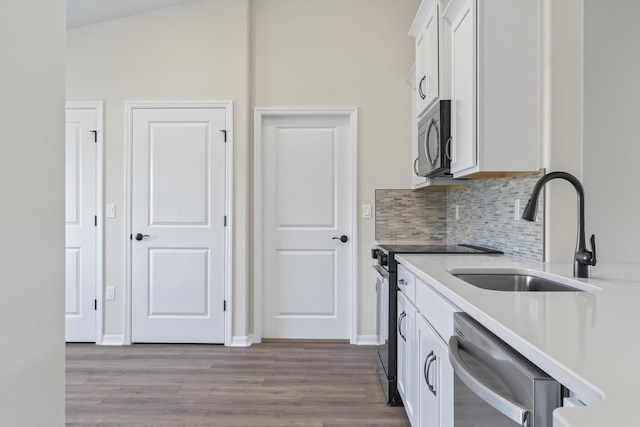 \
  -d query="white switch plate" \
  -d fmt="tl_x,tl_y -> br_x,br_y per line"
362,204 -> 372,219
106,204 -> 116,218
514,199 -> 521,220
106,286 -> 116,300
